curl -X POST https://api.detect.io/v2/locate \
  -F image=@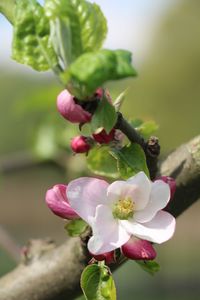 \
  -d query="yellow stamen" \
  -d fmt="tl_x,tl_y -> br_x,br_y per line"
112,198 -> 134,220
